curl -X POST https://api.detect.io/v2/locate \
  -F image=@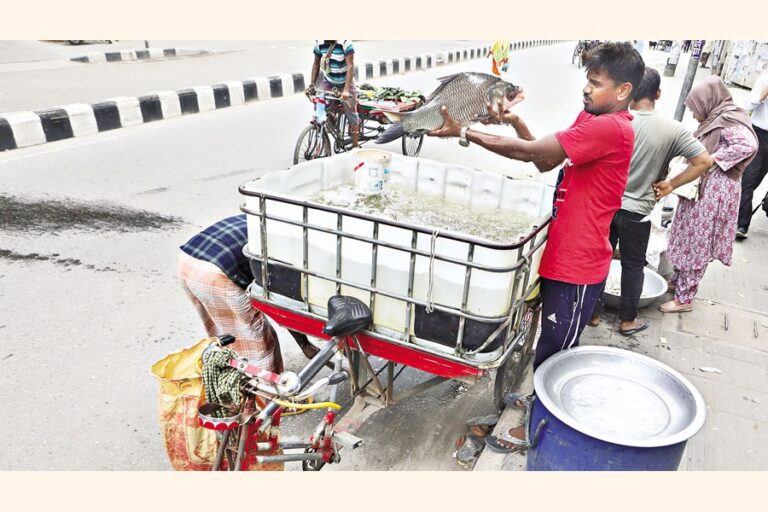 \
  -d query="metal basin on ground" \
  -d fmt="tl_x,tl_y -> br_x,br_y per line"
526,346 -> 706,471
602,260 -> 667,309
